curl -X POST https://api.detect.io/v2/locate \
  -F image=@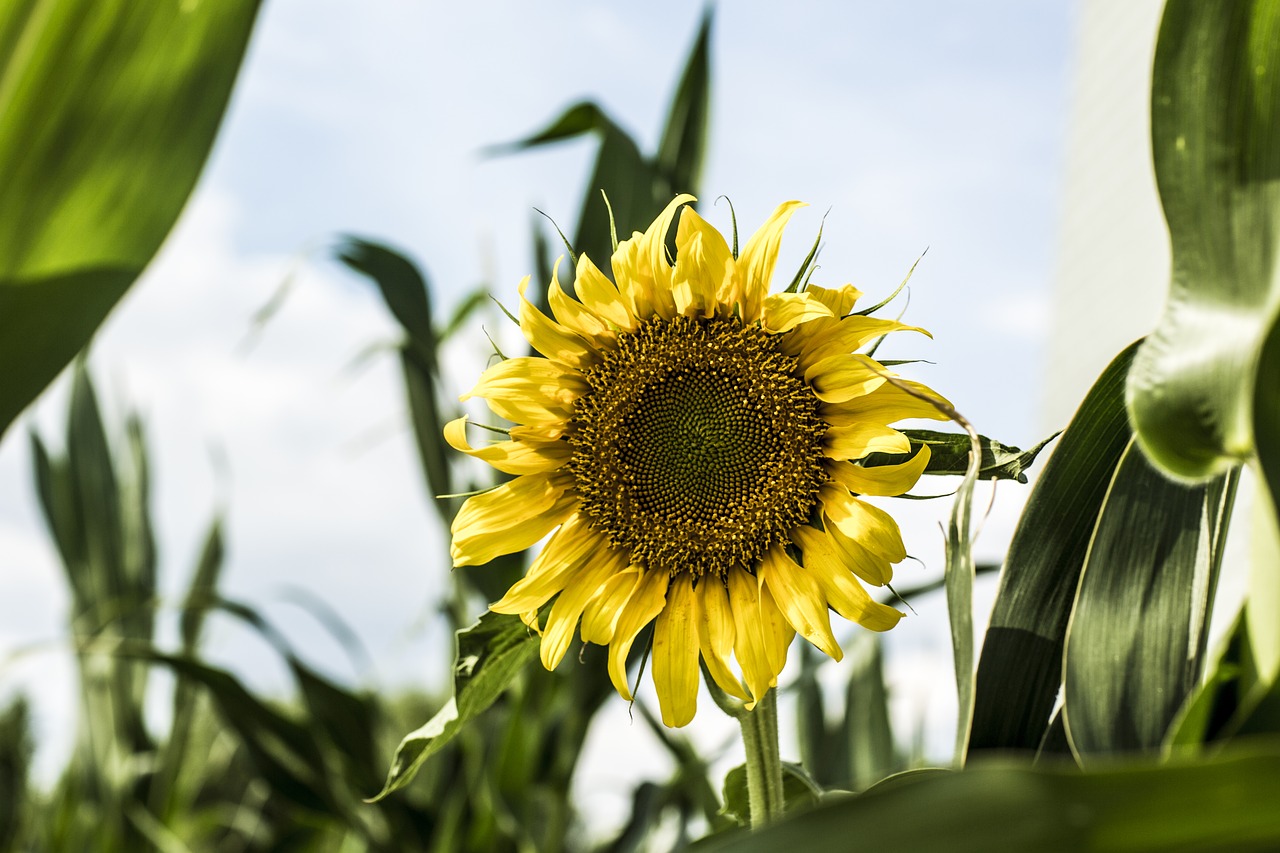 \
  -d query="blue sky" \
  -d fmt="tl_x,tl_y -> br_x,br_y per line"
0,0 -> 1075,825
